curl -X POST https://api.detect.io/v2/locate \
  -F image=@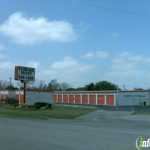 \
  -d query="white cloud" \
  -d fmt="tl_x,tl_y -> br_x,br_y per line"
26,61 -> 39,69
51,56 -> 91,71
51,57 -> 78,69
104,52 -> 150,88
44,56 -> 92,83
0,12 -> 76,45
83,50 -> 109,59
42,51 -> 150,87
0,61 -> 12,70
0,51 -> 12,71
96,51 -> 110,59
111,52 -> 150,71
83,52 -> 94,59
